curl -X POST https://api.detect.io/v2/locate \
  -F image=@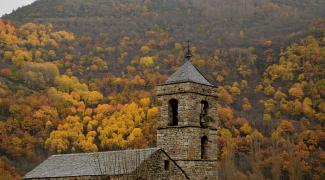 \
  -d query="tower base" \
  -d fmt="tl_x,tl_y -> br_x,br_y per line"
175,160 -> 218,180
